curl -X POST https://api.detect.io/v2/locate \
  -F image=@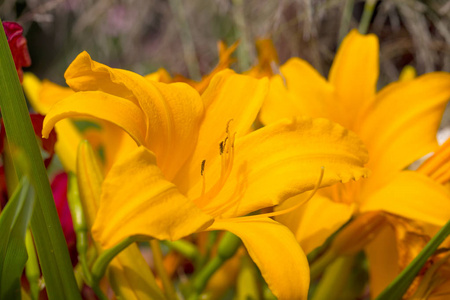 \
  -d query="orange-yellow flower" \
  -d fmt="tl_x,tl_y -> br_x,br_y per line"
259,29 -> 450,296
42,51 -> 369,299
